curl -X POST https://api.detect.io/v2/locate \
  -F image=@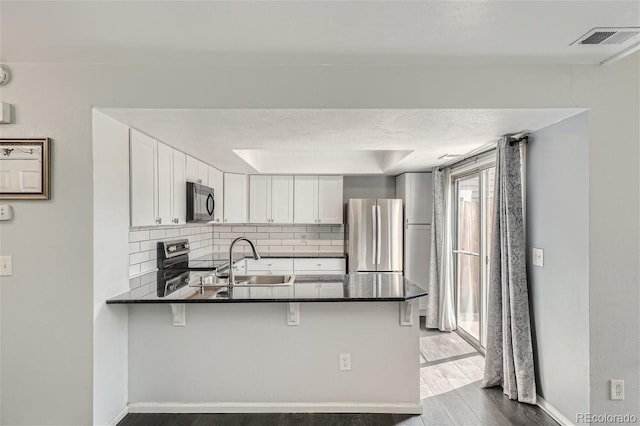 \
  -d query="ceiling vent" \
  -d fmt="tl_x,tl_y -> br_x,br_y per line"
571,27 -> 640,46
